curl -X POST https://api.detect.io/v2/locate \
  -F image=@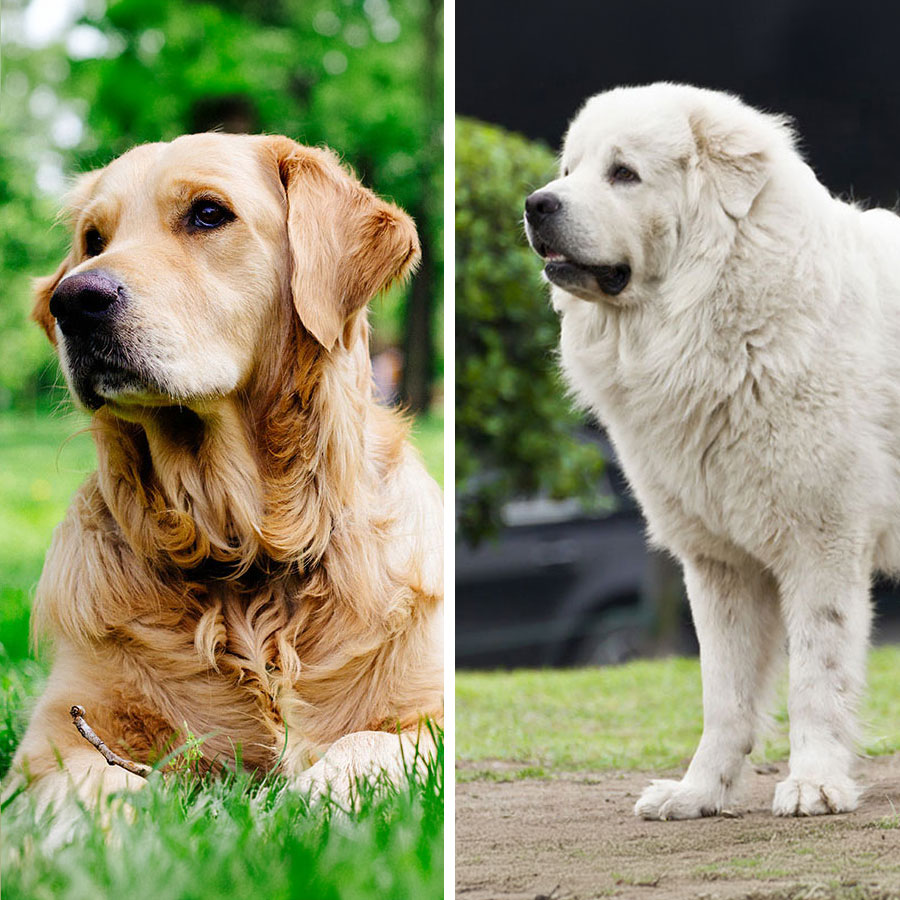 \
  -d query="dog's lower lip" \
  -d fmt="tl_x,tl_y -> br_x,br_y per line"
544,259 -> 632,296
67,349 -> 163,408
